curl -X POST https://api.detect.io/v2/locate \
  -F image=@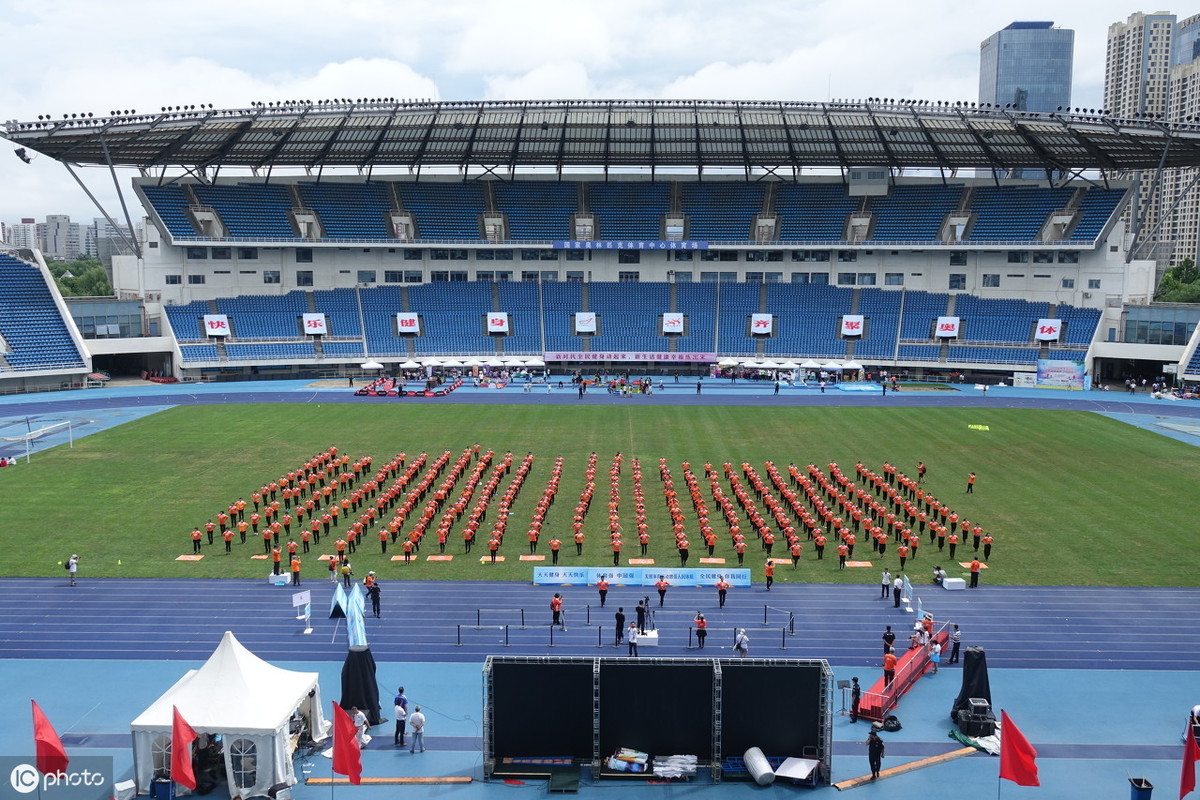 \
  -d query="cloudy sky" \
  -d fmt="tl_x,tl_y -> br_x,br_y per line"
0,0 -> 1164,224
